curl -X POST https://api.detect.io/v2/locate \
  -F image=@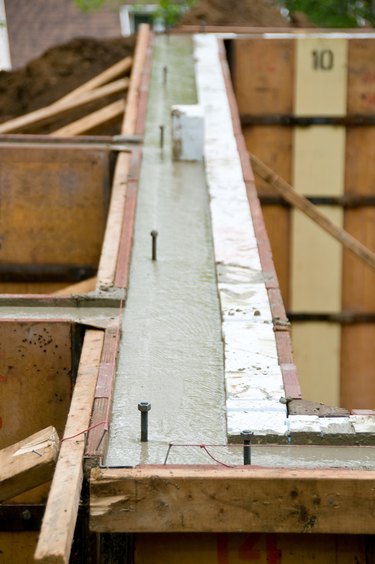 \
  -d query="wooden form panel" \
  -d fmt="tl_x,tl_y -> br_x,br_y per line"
0,144 -> 111,268
342,38 -> 375,409
135,533 -> 367,564
91,466 -> 375,534
294,37 -> 347,116
291,37 -> 347,406
236,38 -> 294,308
0,321 -> 74,450
233,39 -> 294,116
292,323 -> 340,406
